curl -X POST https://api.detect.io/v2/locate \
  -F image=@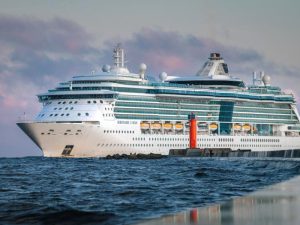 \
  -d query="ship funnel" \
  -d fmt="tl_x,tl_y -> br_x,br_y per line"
209,53 -> 222,60
197,53 -> 227,76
